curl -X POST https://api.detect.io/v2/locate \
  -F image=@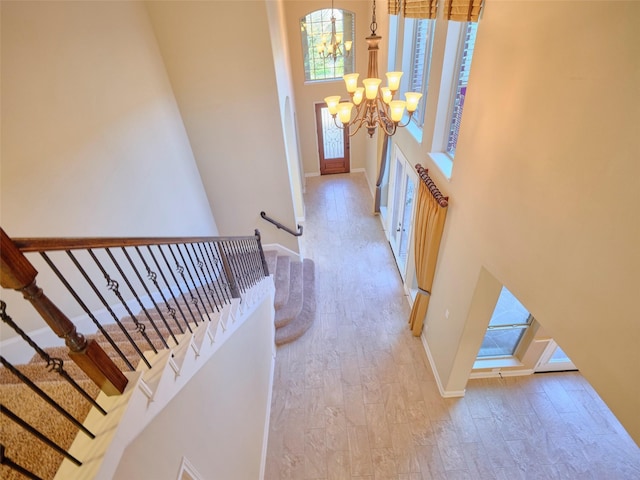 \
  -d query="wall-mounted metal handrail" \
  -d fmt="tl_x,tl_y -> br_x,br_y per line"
260,211 -> 303,237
